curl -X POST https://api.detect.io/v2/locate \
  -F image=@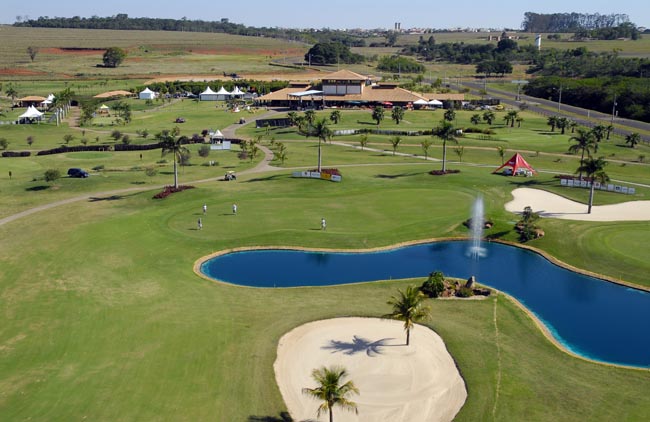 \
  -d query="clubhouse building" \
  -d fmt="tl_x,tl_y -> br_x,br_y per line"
255,69 -> 463,109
